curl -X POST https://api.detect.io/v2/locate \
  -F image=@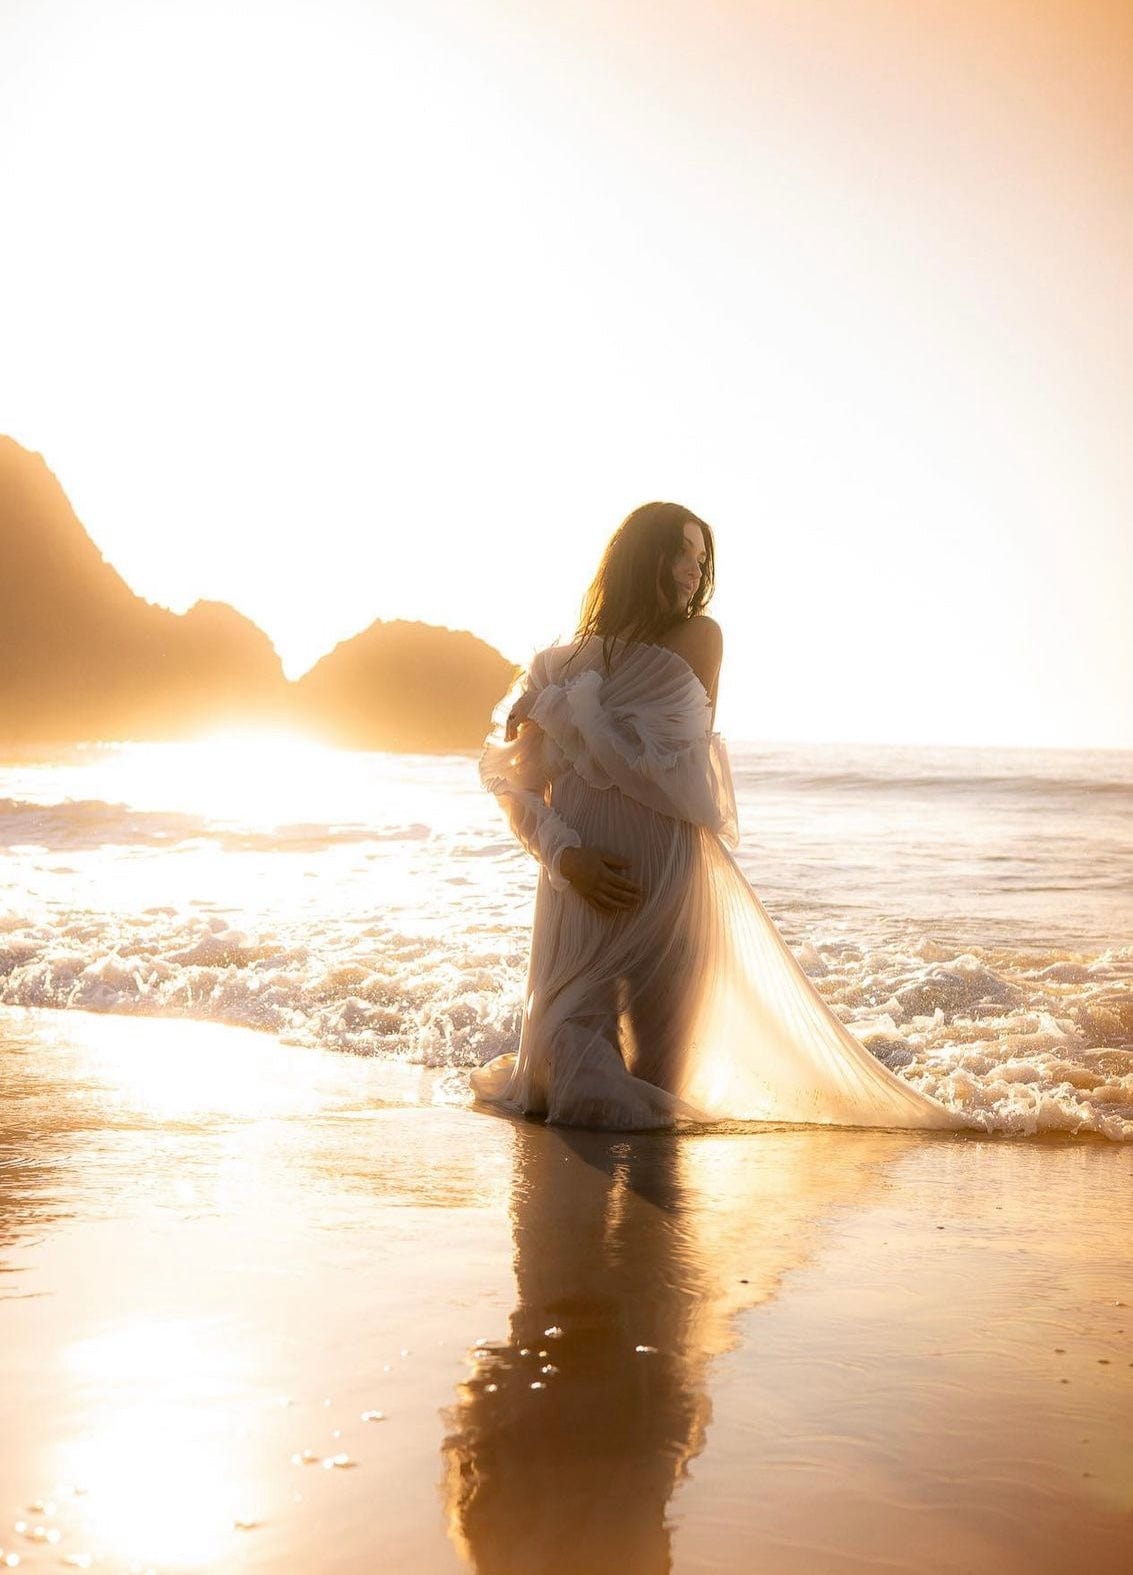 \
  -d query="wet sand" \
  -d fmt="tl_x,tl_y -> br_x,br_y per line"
1,1006 -> 1130,1574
